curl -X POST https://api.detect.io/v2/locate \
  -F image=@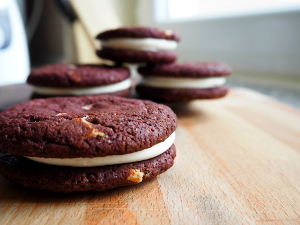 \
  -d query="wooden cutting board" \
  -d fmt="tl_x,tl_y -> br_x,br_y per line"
1,88 -> 300,224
